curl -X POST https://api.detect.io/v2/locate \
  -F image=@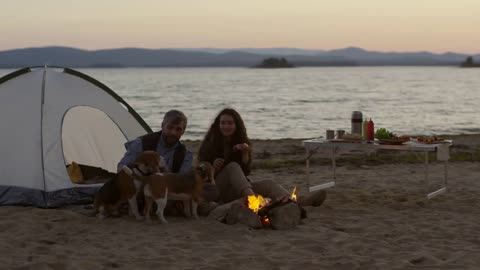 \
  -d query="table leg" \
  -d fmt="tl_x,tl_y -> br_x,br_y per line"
444,160 -> 448,186
424,151 -> 429,192
306,148 -> 311,191
332,146 -> 337,181
307,146 -> 336,192
426,152 -> 448,199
